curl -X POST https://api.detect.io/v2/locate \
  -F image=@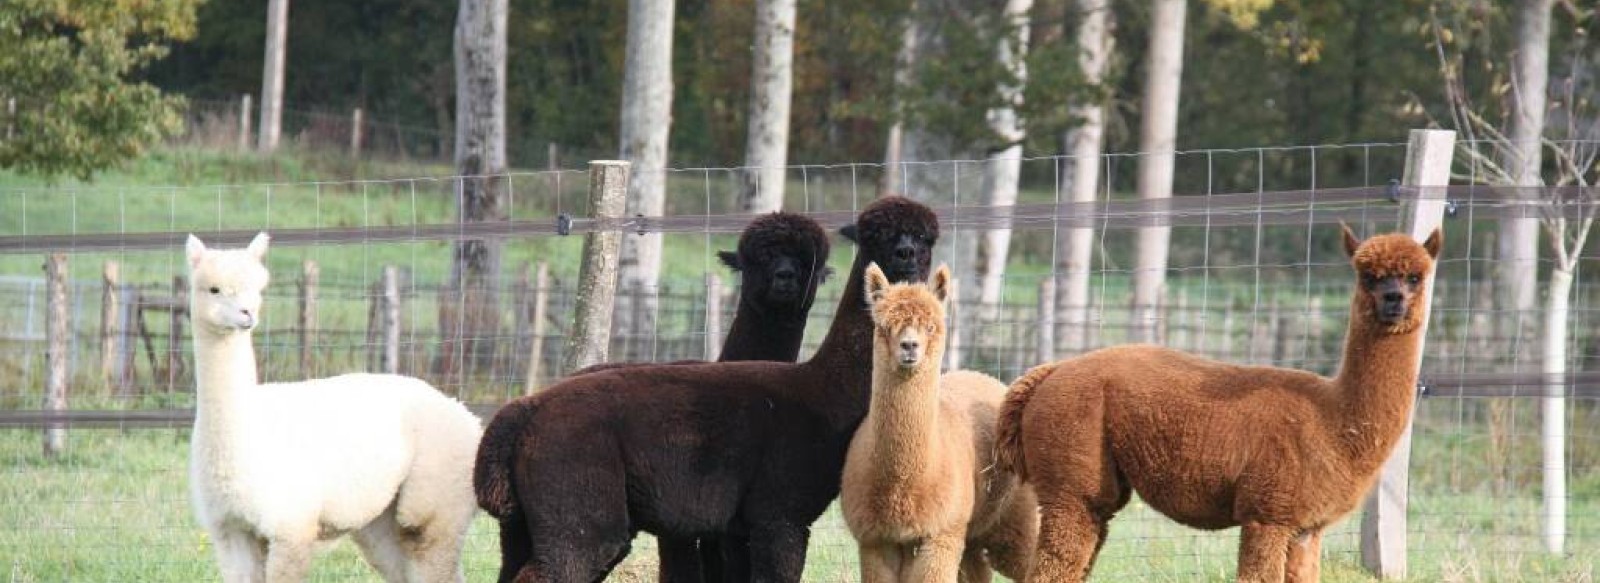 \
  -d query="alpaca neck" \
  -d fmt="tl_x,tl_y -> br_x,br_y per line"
1330,306 -> 1424,472
805,255 -> 875,389
863,363 -> 943,486
718,298 -> 808,362
191,330 -> 260,433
